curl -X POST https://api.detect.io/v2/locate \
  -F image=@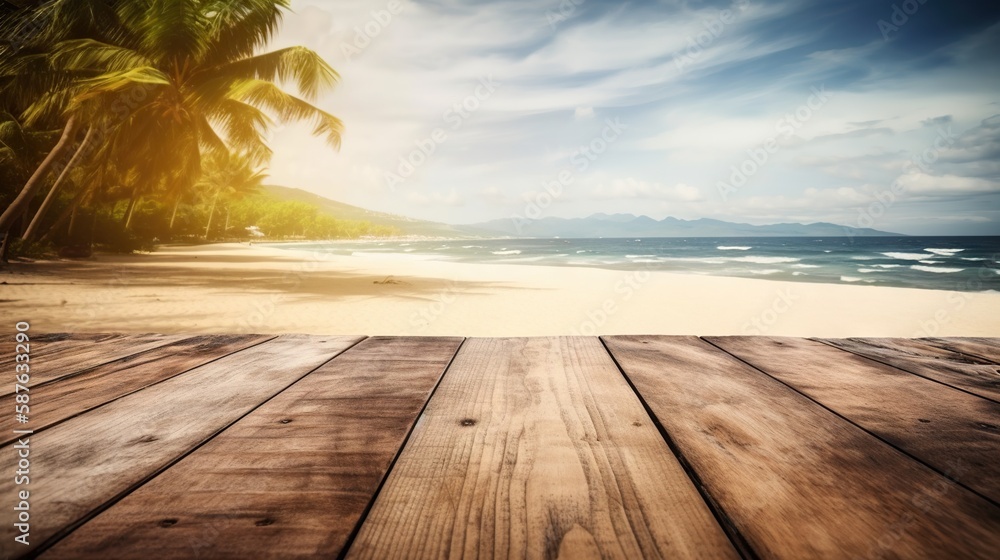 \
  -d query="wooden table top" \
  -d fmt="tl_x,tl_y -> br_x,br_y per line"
2,334 -> 998,559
